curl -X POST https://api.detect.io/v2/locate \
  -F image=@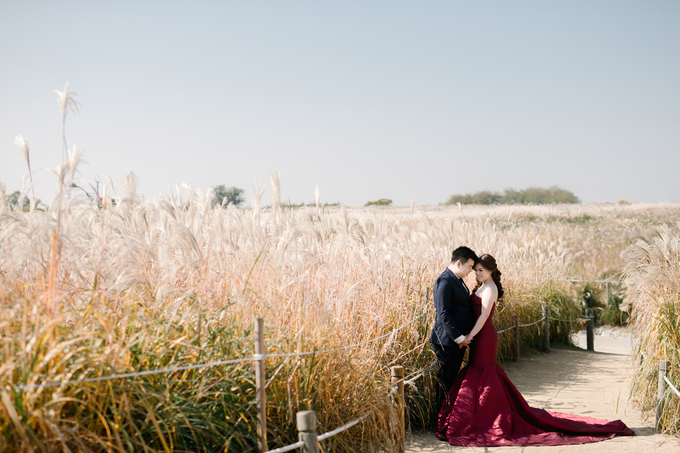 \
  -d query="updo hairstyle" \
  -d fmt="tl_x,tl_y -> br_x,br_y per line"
474,254 -> 504,299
